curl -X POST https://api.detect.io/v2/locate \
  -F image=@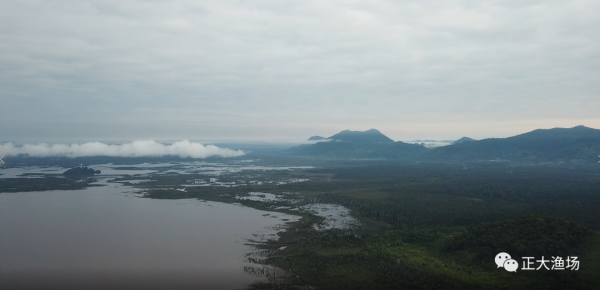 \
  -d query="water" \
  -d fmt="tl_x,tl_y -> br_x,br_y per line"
0,163 -> 314,178
0,165 -> 157,178
0,166 -> 65,178
301,203 -> 360,231
0,179 -> 299,290
236,192 -> 283,203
